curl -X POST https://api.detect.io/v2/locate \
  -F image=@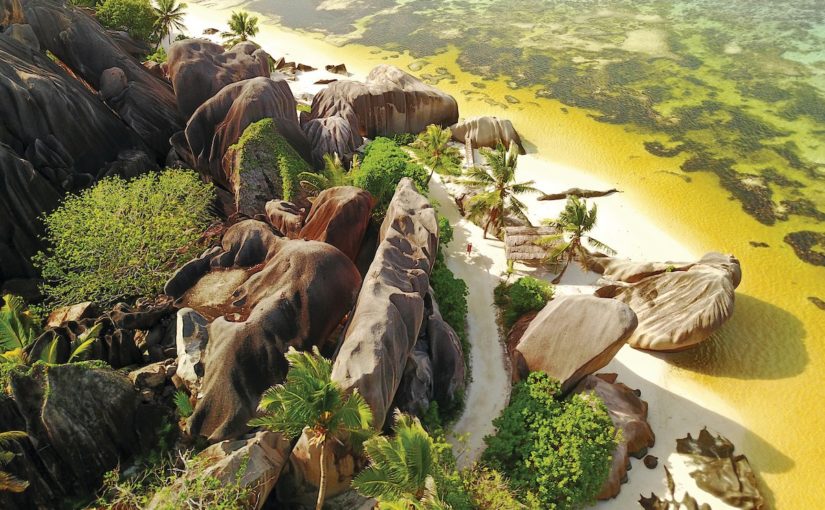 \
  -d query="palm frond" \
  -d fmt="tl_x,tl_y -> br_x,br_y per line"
585,236 -> 616,255
0,431 -> 27,449
0,471 -> 29,493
